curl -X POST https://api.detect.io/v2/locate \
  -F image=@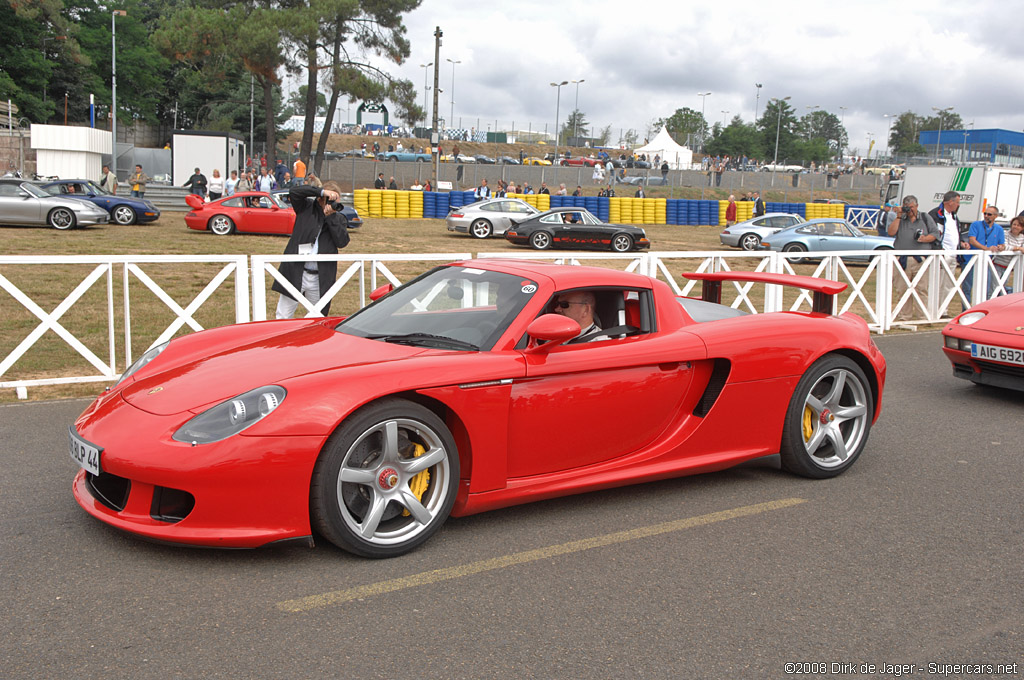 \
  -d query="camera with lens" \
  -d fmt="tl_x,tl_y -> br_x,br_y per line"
329,200 -> 344,212
914,228 -> 923,240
